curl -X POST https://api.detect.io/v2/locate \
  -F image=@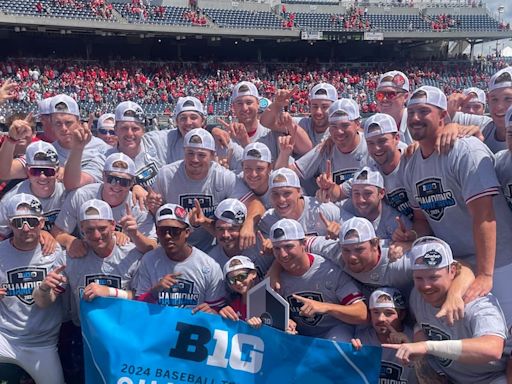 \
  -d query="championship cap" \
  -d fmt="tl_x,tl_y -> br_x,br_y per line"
6,193 -> 43,218
223,255 -> 256,276
231,81 -> 259,101
155,203 -> 190,227
114,101 -> 145,124
309,83 -> 338,102
339,217 -> 377,245
79,199 -> 114,222
363,113 -> 398,138
506,105 -> 512,130
328,98 -> 360,123
25,141 -> 59,167
369,287 -> 406,310
269,218 -> 305,243
462,87 -> 486,105
37,97 -> 53,116
258,97 -> 271,113
49,94 -> 80,117
488,66 -> 512,93
104,153 -> 136,176
243,142 -> 272,163
352,167 -> 384,189
268,168 -> 300,189
183,128 -> 216,152
97,113 -> 116,130
407,86 -> 447,111
410,236 -> 454,271
214,198 -> 247,225
174,96 -> 206,119
377,71 -> 410,92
